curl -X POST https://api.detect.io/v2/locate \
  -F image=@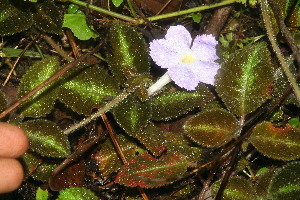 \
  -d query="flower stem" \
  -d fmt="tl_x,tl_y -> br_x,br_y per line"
261,0 -> 300,102
147,72 -> 172,96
